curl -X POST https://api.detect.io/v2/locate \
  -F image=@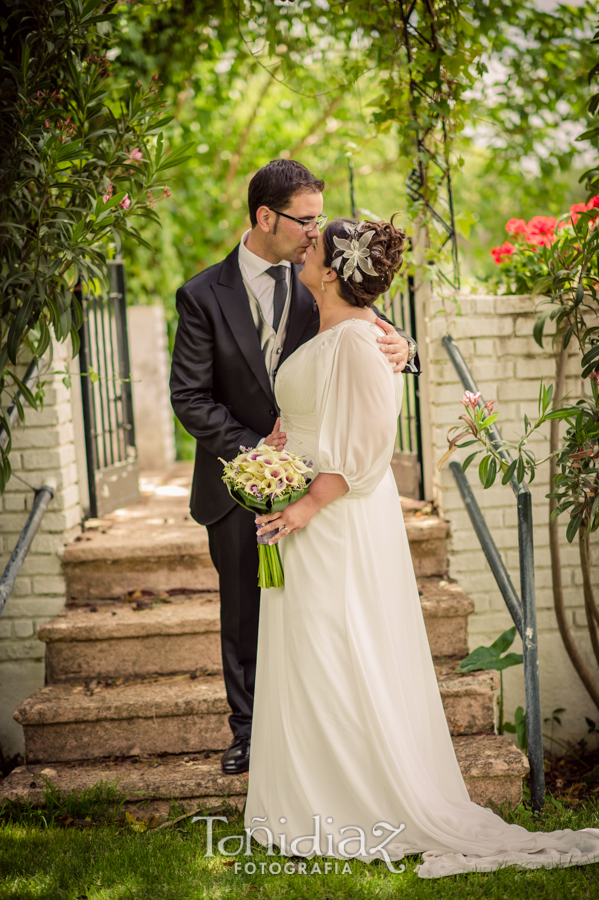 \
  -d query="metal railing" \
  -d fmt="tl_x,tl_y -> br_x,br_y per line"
0,483 -> 54,615
442,334 -> 545,812
0,356 -> 54,614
